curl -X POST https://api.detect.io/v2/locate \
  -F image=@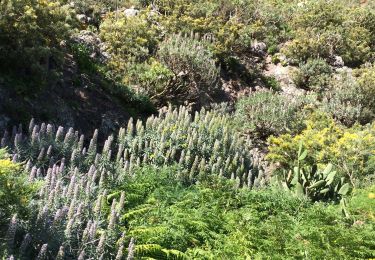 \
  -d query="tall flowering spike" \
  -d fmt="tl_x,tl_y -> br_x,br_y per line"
116,144 -> 124,162
78,134 -> 85,151
108,199 -> 117,230
89,221 -> 97,240
63,127 -> 74,144
77,250 -> 85,260
56,246 -> 65,260
46,124 -> 53,139
65,217 -> 75,239
127,118 -> 134,136
12,153 -> 18,163
19,233 -> 31,256
29,118 -> 35,134
39,123 -> 46,136
127,237 -> 135,260
37,147 -> 45,162
97,232 -> 106,255
88,129 -> 98,154
46,145 -> 53,157
55,126 -> 64,142
115,243 -> 124,260
36,243 -> 48,260
118,191 -> 125,214
95,153 -> 101,165
53,209 -> 64,225
6,214 -> 17,251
